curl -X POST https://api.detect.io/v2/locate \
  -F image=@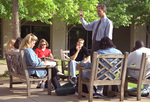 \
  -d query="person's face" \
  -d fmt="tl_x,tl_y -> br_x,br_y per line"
30,41 -> 36,48
77,40 -> 84,48
41,42 -> 46,49
97,7 -> 105,18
